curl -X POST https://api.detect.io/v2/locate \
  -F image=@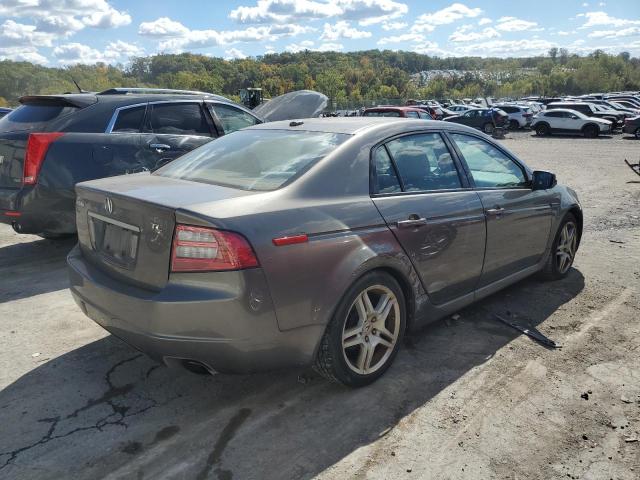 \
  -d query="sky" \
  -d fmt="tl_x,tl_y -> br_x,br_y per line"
1,0 -> 639,66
